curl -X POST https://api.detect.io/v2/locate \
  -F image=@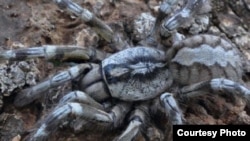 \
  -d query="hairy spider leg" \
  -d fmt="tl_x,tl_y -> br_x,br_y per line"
14,63 -> 92,107
0,45 -> 106,62
160,0 -> 211,37
115,93 -> 184,141
160,93 -> 184,125
180,78 -> 250,102
144,0 -> 211,45
114,105 -> 149,141
28,101 -> 131,141
58,90 -> 104,109
54,0 -> 128,51
143,0 -> 179,46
